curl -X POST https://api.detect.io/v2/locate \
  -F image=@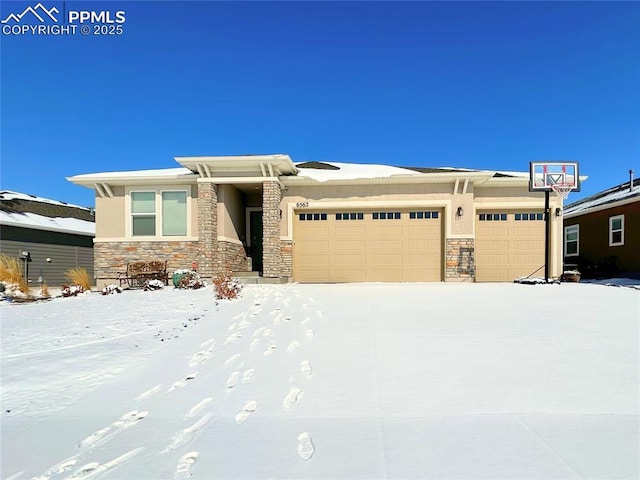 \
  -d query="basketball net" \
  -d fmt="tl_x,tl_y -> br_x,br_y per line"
551,183 -> 572,201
